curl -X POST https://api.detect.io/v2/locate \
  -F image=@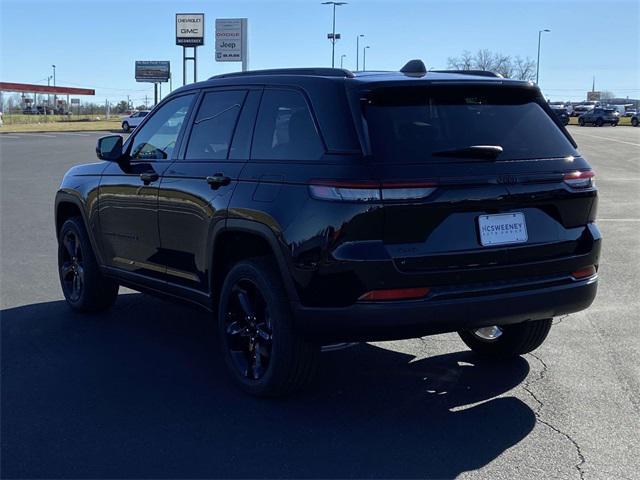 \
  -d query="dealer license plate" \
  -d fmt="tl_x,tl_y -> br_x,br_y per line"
478,213 -> 528,246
